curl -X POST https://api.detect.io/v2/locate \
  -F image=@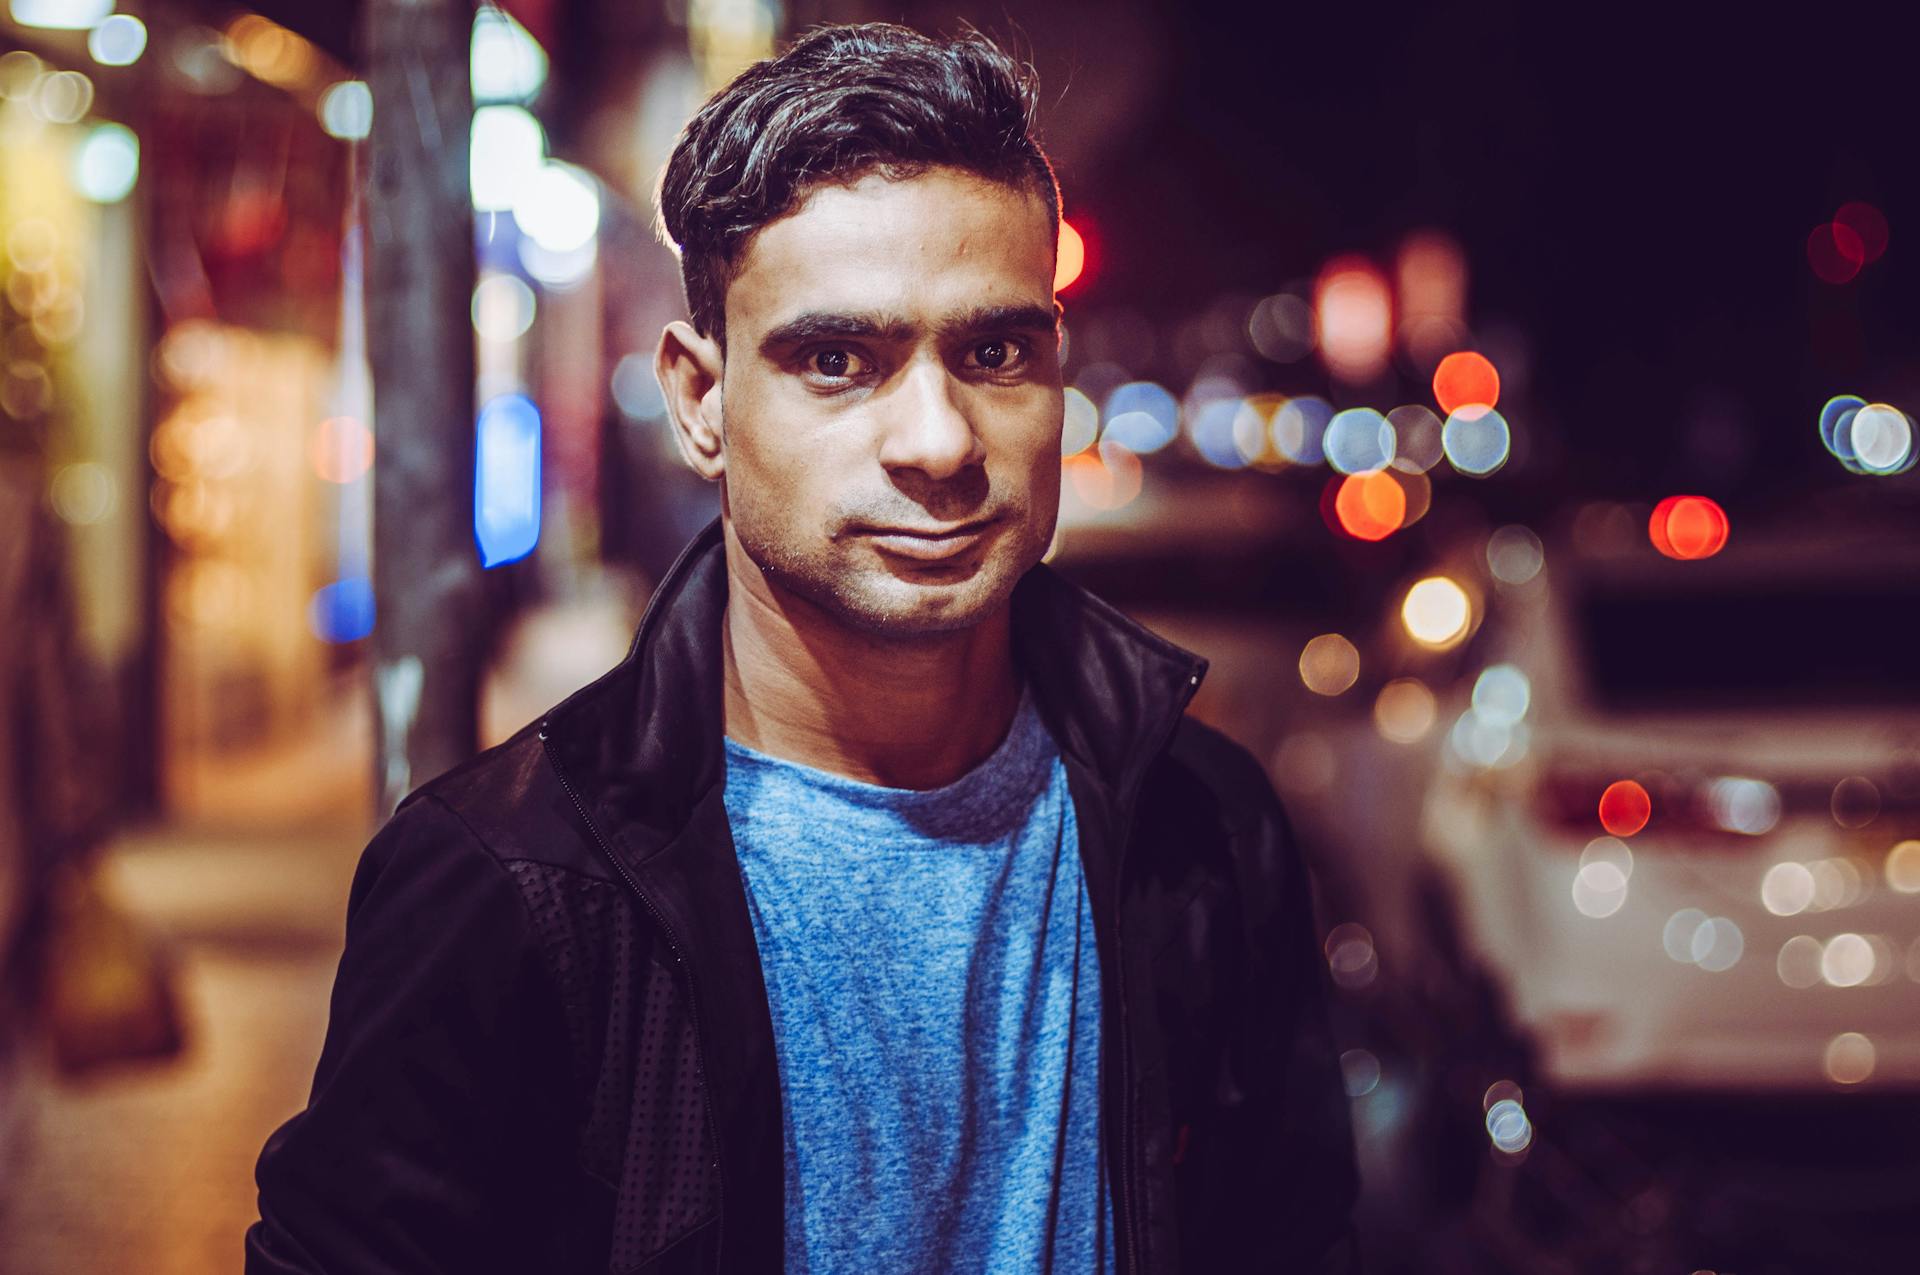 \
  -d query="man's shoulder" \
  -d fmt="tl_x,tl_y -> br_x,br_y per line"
395,719 -> 615,883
